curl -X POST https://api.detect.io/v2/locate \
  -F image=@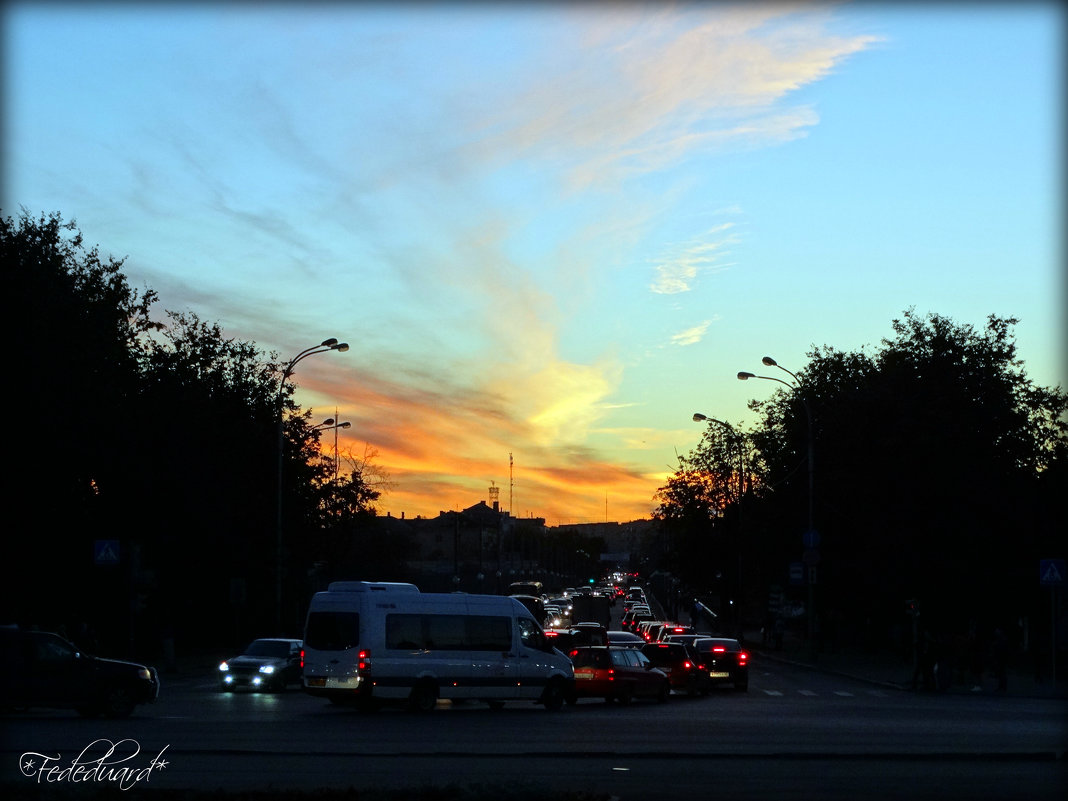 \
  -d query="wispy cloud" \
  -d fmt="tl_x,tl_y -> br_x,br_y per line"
671,319 -> 715,347
459,4 -> 880,189
651,222 -> 740,295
